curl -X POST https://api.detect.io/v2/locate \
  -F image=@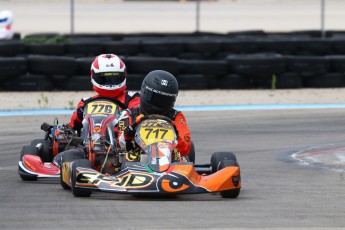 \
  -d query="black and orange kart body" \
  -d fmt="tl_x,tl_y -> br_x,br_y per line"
18,98 -> 126,181
61,115 -> 241,198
